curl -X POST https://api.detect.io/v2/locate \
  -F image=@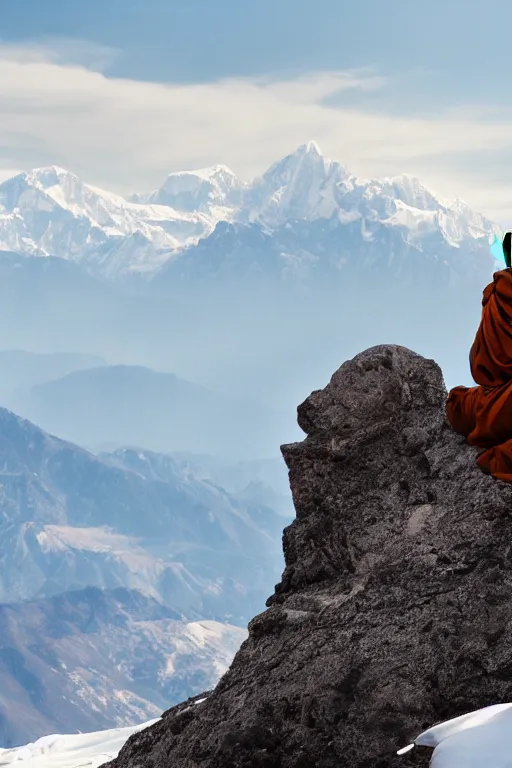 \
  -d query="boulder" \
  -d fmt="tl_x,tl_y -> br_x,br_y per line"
106,344 -> 512,768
